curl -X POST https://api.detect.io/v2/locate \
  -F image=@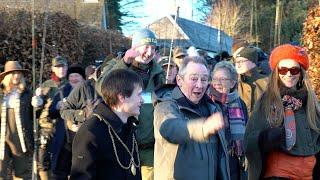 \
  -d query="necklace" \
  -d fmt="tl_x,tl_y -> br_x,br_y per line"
93,113 -> 140,176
